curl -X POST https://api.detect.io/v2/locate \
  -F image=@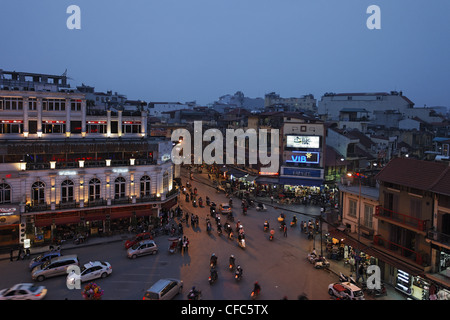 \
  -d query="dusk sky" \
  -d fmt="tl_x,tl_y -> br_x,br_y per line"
1,0 -> 450,108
